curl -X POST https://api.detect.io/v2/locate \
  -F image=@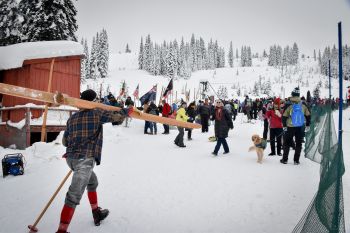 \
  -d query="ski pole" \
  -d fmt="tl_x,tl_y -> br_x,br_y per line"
28,170 -> 72,233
